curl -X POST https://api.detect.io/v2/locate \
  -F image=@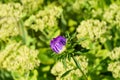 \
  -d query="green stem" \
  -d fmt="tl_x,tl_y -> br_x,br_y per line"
72,55 -> 88,80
